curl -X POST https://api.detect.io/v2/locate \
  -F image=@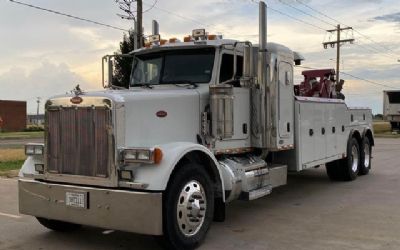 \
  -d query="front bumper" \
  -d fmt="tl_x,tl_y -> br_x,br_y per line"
19,179 -> 163,235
